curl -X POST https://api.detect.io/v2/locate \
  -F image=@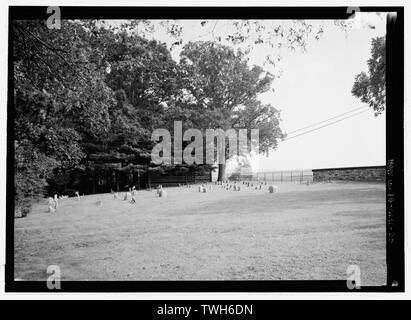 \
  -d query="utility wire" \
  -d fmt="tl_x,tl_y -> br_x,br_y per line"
283,108 -> 371,141
286,106 -> 369,136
